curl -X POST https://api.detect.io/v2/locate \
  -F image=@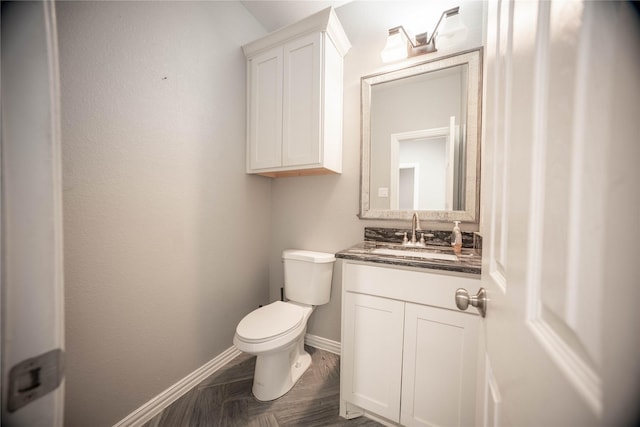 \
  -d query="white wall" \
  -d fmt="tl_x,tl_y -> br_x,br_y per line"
57,1 -> 269,425
399,137 -> 448,210
270,0 -> 485,341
